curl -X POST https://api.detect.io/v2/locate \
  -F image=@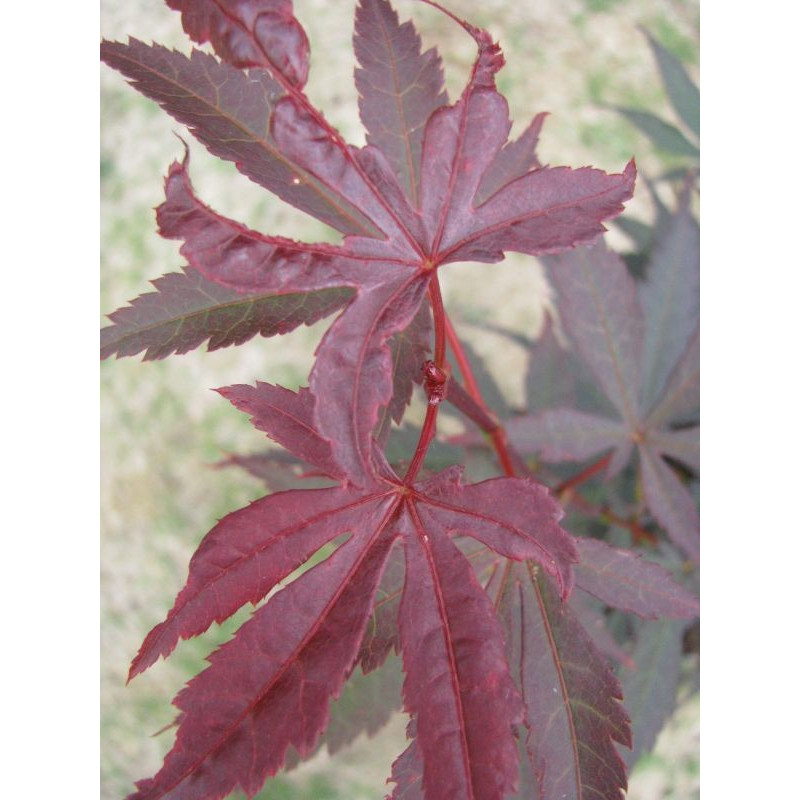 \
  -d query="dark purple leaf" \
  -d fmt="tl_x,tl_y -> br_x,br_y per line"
387,722 -> 425,800
375,299 -> 432,444
475,111 -> 547,206
127,484 -> 386,679
397,512 -> 522,800
100,40 -> 377,235
166,0 -> 311,87
129,518 -> 397,799
100,267 -> 350,361
217,382 -> 344,479
499,564 -> 631,800
354,0 -> 447,206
